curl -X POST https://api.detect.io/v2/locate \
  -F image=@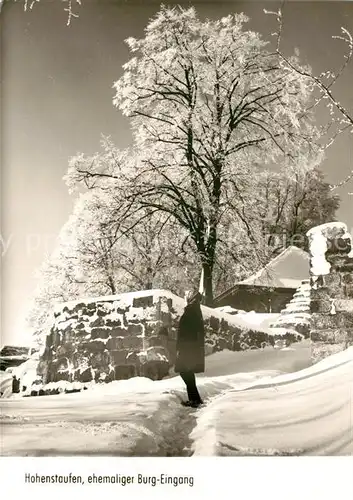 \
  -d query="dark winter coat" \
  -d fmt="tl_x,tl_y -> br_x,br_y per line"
174,301 -> 205,374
